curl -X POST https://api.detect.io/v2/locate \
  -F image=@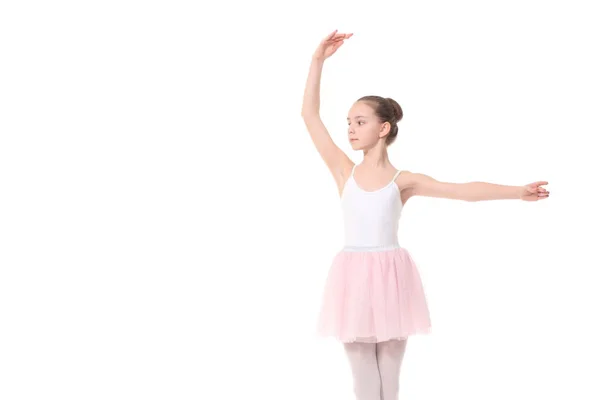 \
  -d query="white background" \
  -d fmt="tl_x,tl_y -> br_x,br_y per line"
1,0 -> 599,399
